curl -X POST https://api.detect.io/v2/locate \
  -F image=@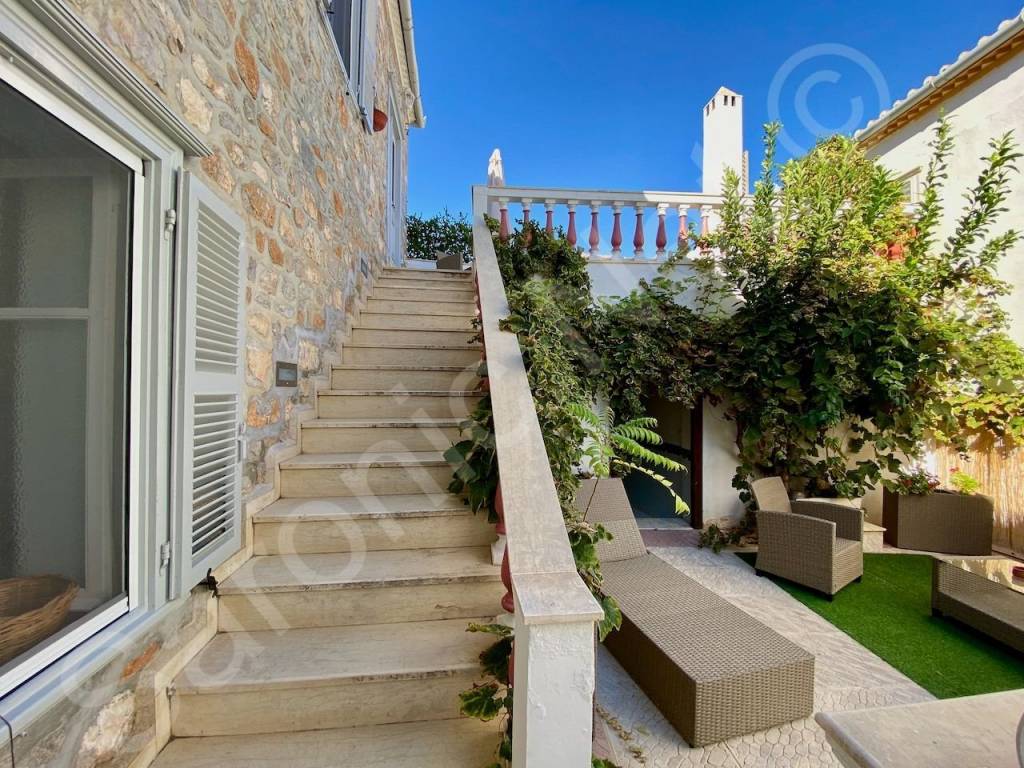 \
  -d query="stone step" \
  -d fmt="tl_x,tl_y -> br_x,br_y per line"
365,297 -> 476,316
342,343 -> 481,367
316,390 -> 481,420
359,312 -> 477,331
169,618 -> 493,737
153,718 -> 498,767
217,546 -> 502,631
330,363 -> 479,391
384,266 -> 473,281
253,493 -> 492,554
279,450 -> 455,497
863,521 -> 886,553
371,285 -> 475,302
300,417 -> 464,453
351,327 -> 478,347
376,277 -> 474,291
